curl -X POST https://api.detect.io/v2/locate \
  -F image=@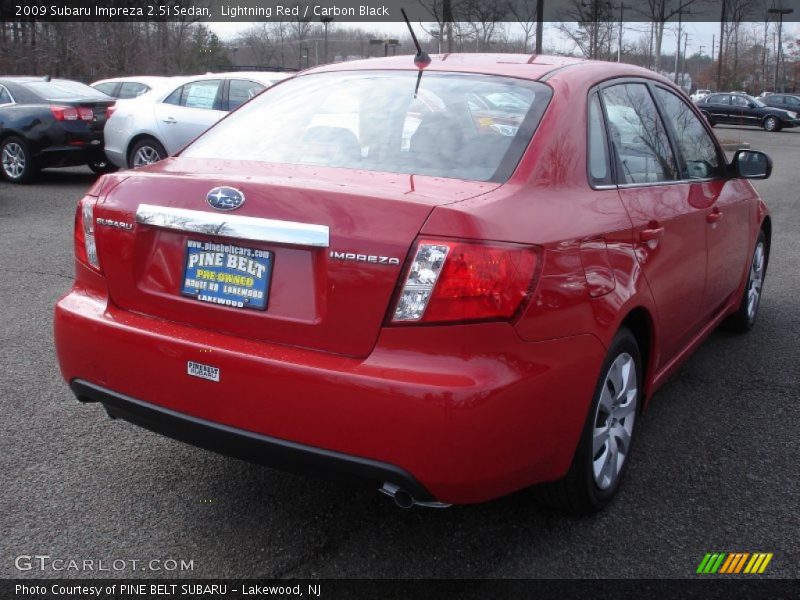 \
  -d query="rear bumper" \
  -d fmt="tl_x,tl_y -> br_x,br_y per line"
55,285 -> 606,504
104,145 -> 128,169
72,379 -> 438,503
38,144 -> 105,168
